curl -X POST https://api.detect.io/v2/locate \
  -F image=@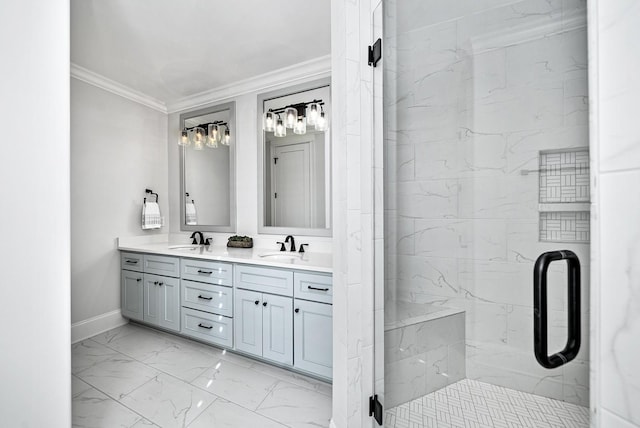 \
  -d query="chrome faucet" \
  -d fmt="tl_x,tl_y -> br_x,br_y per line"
190,231 -> 204,245
284,235 -> 296,252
